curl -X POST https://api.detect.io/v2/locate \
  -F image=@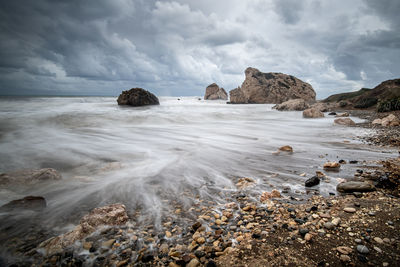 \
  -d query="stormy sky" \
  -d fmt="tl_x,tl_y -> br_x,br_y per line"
0,0 -> 399,98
